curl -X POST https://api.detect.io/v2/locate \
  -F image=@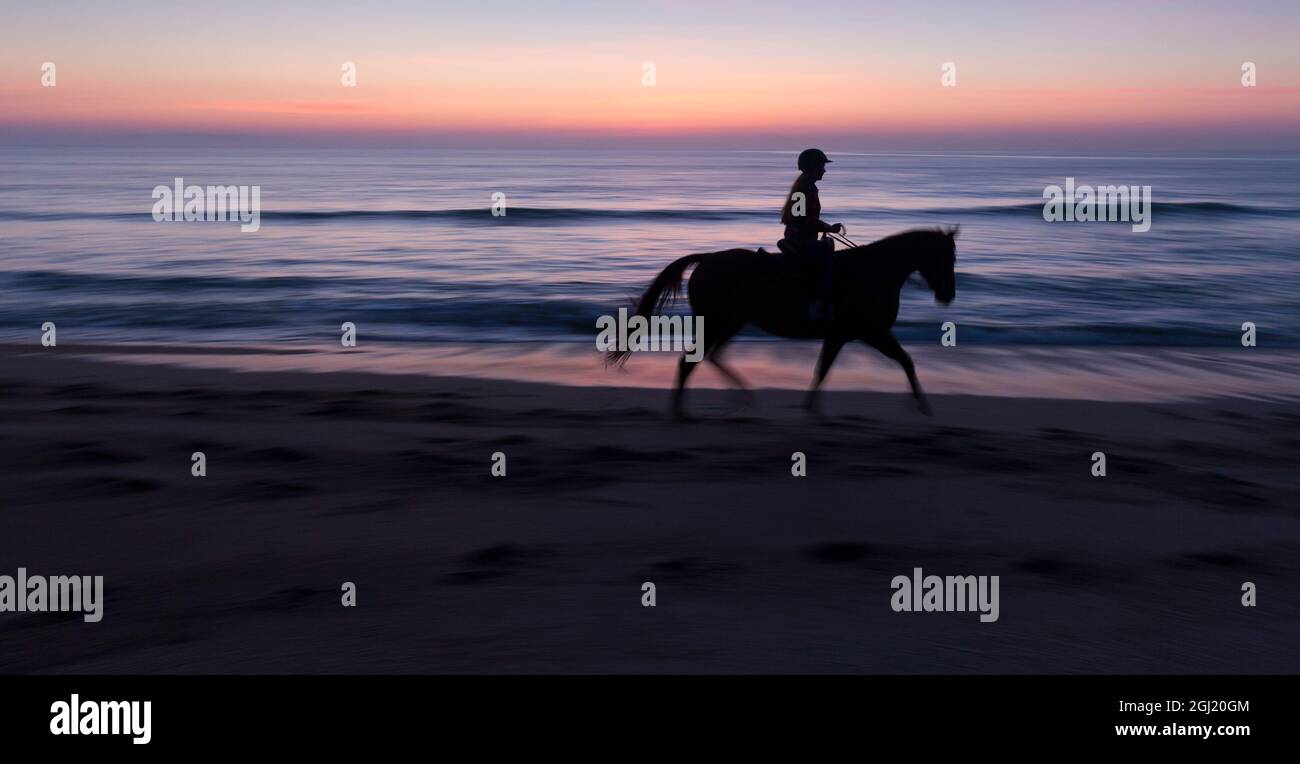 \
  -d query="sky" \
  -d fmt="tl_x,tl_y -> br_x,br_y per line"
1,0 -> 1298,150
